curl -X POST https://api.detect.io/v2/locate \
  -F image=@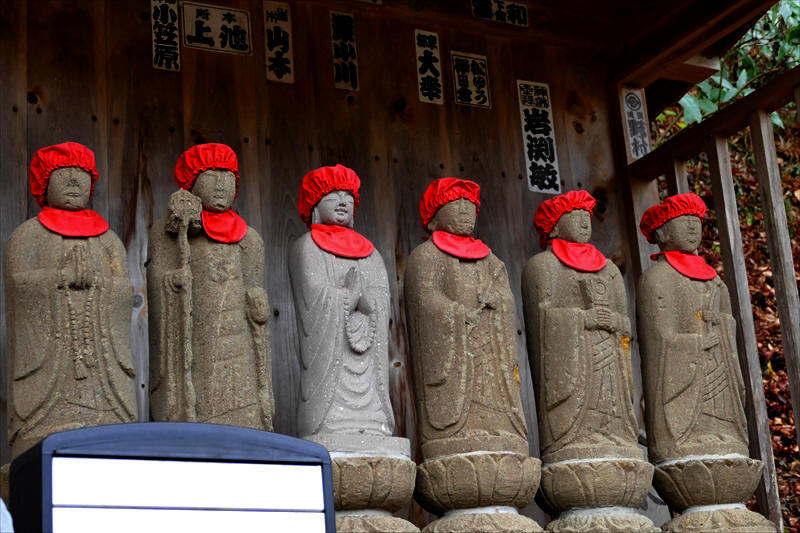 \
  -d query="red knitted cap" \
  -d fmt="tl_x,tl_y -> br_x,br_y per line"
174,143 -> 240,195
419,178 -> 481,230
533,190 -> 595,248
639,193 -> 706,244
28,142 -> 99,207
297,164 -> 361,226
